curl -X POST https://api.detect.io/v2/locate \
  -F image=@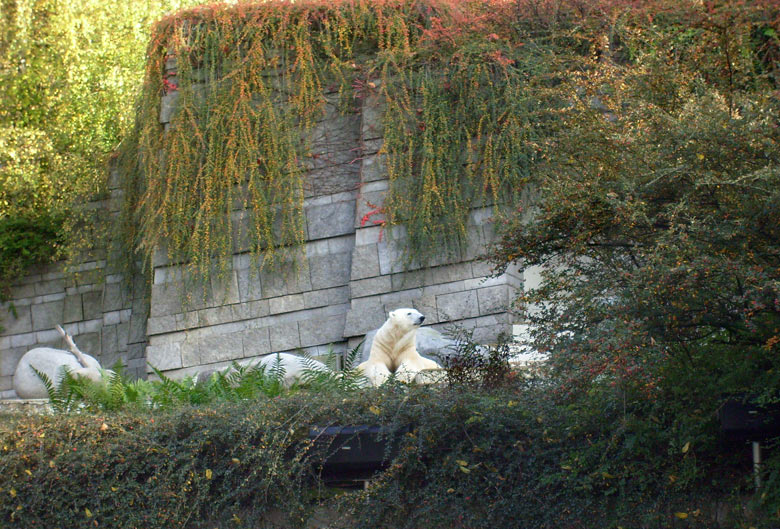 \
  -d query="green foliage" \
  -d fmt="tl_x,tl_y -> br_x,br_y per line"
39,346 -> 369,412
0,0 -> 203,291
1,382 -> 769,528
